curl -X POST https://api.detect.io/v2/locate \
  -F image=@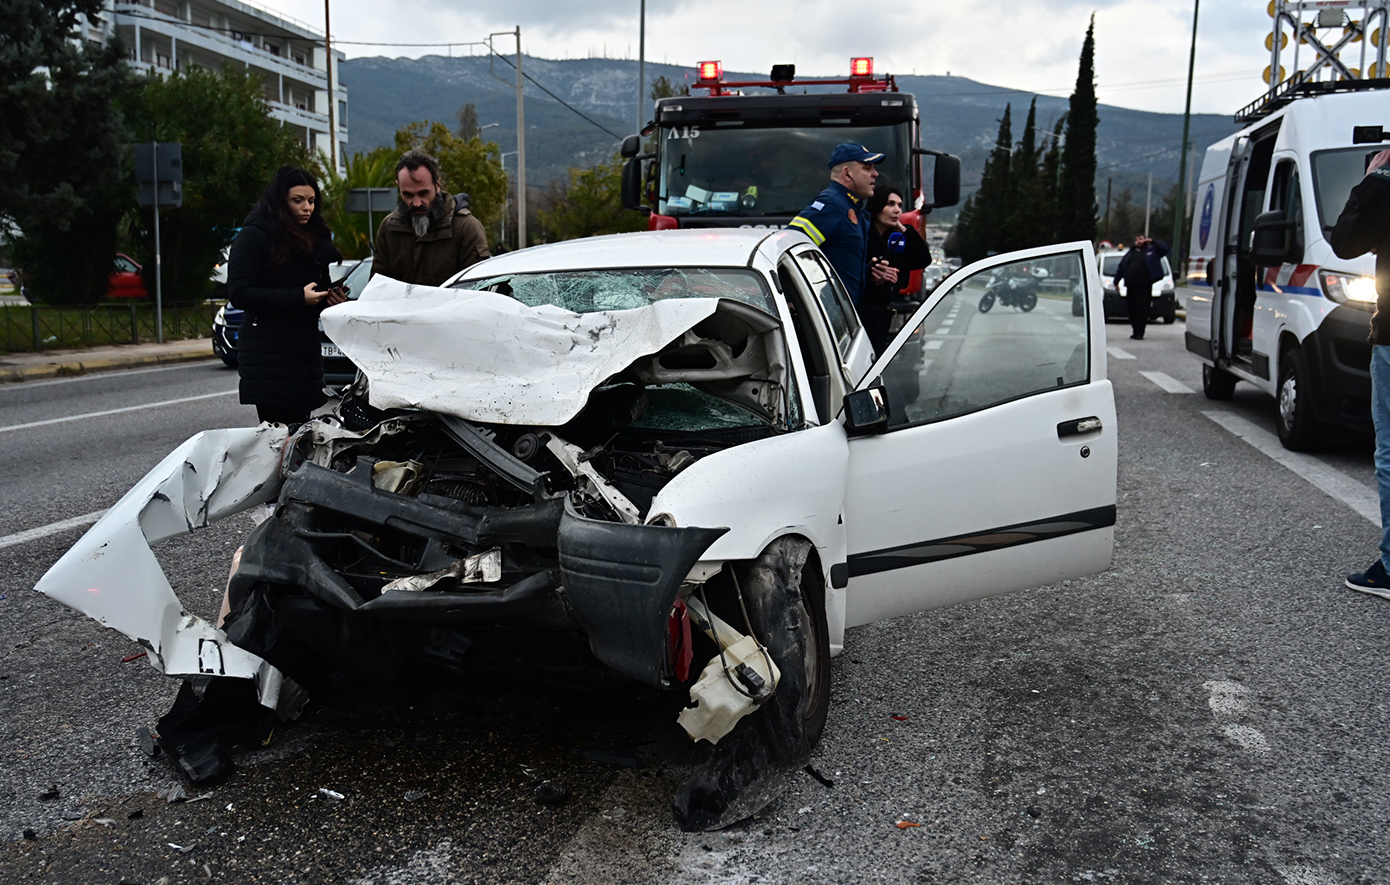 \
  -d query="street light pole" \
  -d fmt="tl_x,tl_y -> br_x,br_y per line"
637,0 -> 646,135
515,26 -> 527,249
1172,0 -> 1200,271
324,0 -> 336,171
